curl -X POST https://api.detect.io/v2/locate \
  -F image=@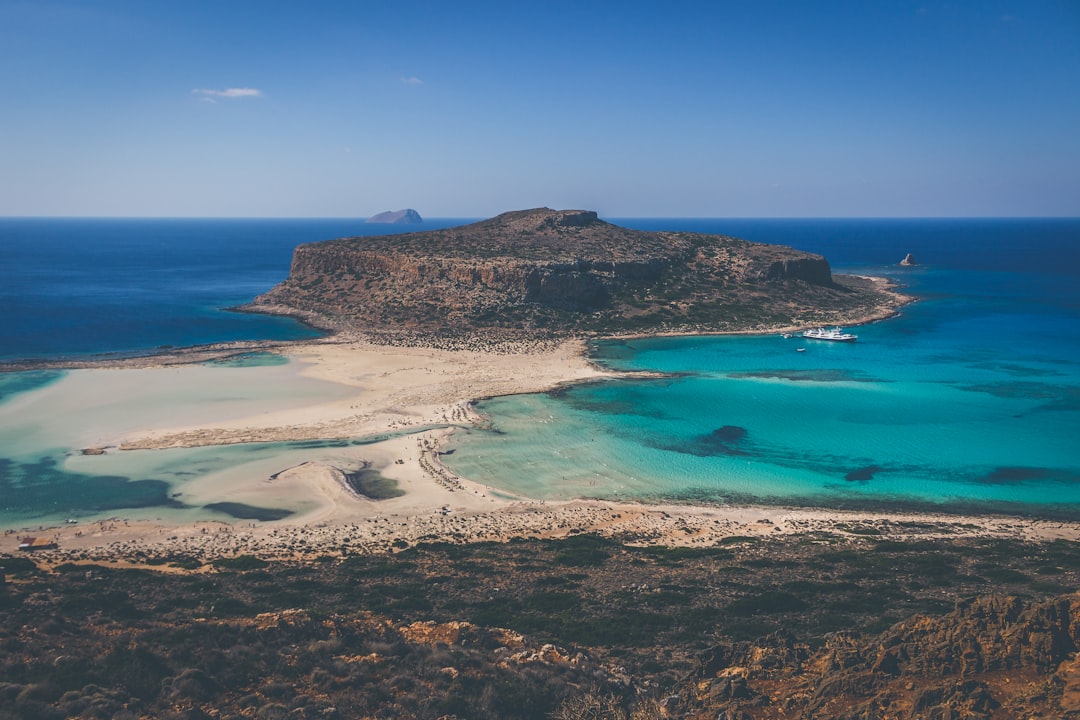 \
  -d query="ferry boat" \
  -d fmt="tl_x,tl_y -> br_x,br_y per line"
802,326 -> 858,342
